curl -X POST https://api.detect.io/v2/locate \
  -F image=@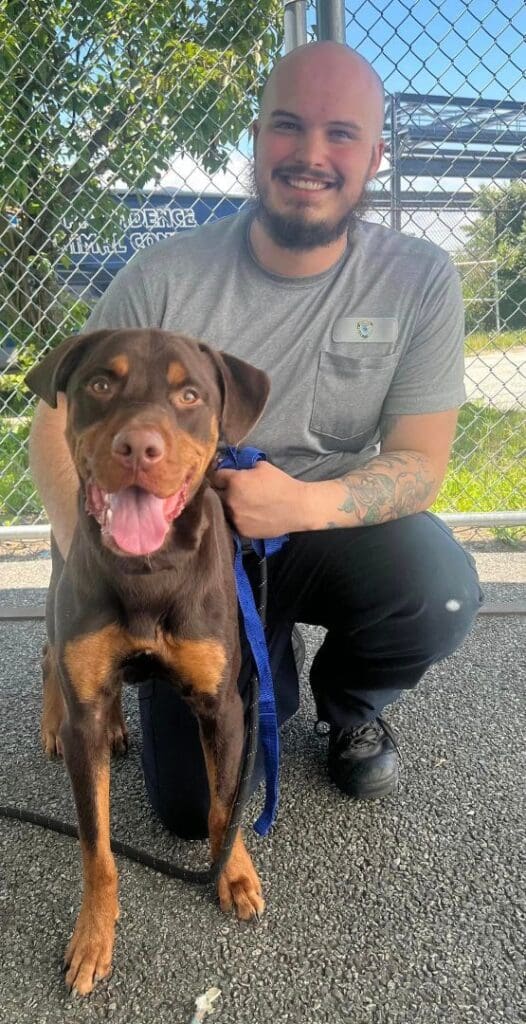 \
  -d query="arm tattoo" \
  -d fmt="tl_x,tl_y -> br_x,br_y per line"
333,451 -> 436,528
